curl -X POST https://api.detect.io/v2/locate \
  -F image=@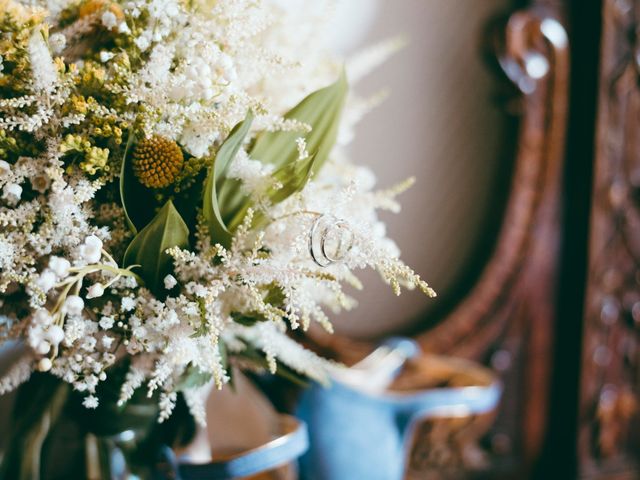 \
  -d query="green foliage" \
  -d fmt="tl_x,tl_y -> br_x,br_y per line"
202,112 -> 254,247
175,364 -> 213,391
264,284 -> 286,307
228,152 -> 317,231
230,311 -> 269,327
217,72 -> 348,234
251,69 -> 347,173
119,131 -> 150,234
123,200 -> 189,294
